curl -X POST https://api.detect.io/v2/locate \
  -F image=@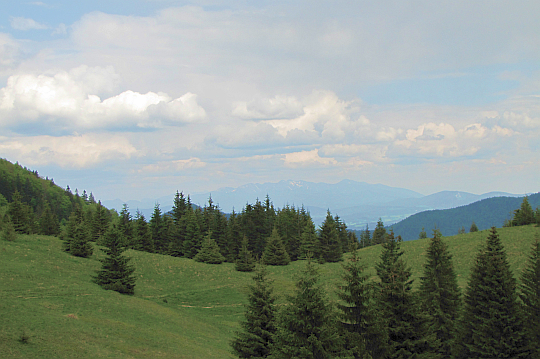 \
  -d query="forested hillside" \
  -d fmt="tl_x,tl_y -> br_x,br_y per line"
389,192 -> 540,240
